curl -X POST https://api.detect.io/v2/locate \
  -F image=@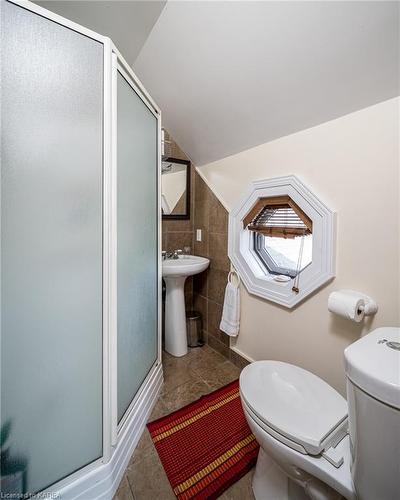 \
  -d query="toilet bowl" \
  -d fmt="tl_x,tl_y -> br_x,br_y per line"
240,361 -> 353,500
239,327 -> 400,500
